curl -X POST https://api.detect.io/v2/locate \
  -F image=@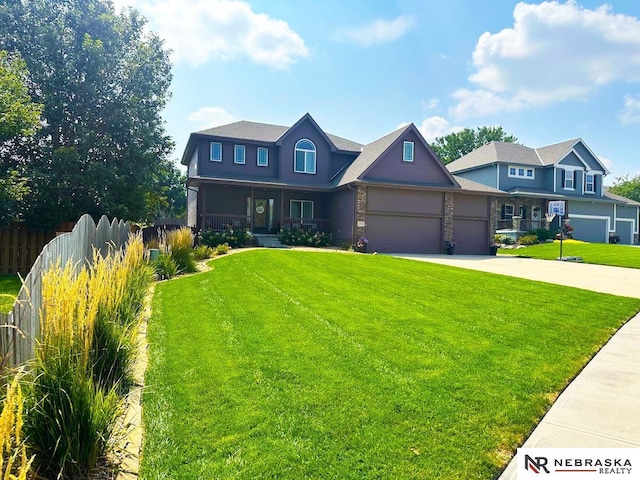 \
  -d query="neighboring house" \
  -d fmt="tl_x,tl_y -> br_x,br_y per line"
182,113 -> 503,254
447,139 -> 640,244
